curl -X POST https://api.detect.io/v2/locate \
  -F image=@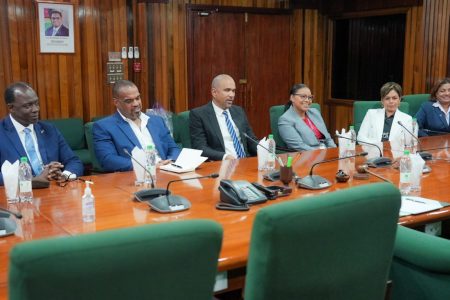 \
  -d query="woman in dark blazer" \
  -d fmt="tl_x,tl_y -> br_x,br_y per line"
416,78 -> 450,136
278,83 -> 336,151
